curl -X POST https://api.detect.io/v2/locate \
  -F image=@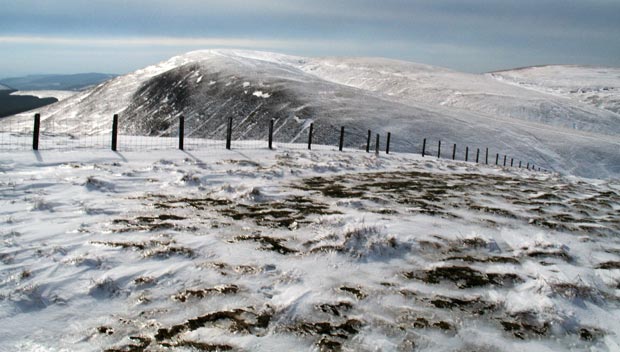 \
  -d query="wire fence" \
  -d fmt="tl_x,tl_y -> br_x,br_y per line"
0,113 -> 550,172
